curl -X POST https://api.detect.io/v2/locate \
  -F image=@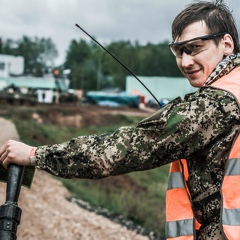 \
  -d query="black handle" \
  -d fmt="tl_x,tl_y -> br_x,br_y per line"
6,164 -> 25,203
0,164 -> 25,240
